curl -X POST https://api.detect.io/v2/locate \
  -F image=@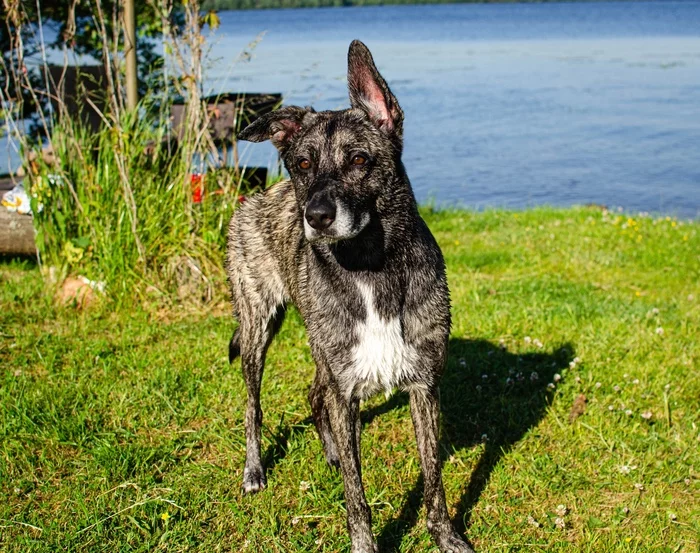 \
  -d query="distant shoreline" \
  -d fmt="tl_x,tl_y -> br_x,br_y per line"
201,0 -> 622,12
